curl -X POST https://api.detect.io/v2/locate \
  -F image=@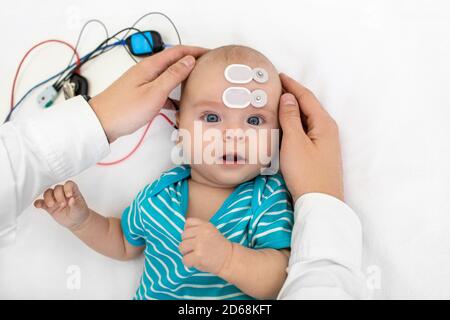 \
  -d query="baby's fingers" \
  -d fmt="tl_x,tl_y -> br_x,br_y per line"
182,252 -> 198,268
63,180 -> 81,199
53,185 -> 68,207
181,227 -> 198,240
179,239 -> 196,255
34,199 -> 46,209
43,188 -> 56,208
68,197 -> 76,207
34,199 -> 58,214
